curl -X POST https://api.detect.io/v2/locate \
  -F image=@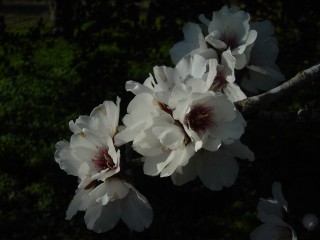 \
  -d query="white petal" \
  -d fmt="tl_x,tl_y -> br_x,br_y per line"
72,146 -> 96,166
152,121 -> 185,149
224,140 -> 254,161
251,20 -> 274,37
206,58 -> 218,88
257,198 -> 283,220
197,149 -> 239,190
210,111 -> 245,141
169,23 -> 206,64
171,156 -> 198,186
221,49 -> 236,79
126,80 -> 153,95
258,211 -> 290,226
198,13 -> 210,26
211,94 -> 237,122
190,54 -> 207,78
234,51 -> 247,69
77,162 -> 92,184
84,200 -> 121,233
185,77 -> 208,93
170,41 -> 195,65
102,178 -> 130,203
223,83 -> 247,102
66,188 -> 90,220
272,182 -> 288,210
143,152 -> 171,176
202,135 -> 222,152
250,223 -> 293,240
205,31 -> 227,49
69,116 -> 94,134
175,56 -> 192,80
184,23 -> 206,49
153,66 -> 174,91
55,141 -> 82,176
133,127 -> 164,157
70,129 -> 104,150
121,189 -> 153,232
160,144 -> 195,177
